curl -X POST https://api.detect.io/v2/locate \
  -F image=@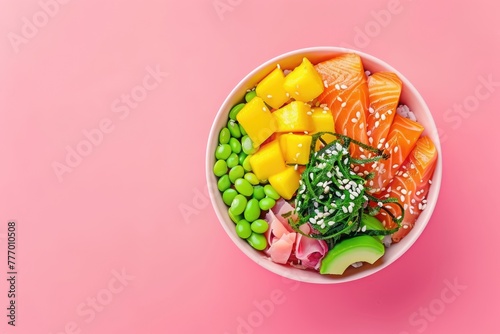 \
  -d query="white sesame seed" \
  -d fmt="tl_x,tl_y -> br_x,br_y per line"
375,112 -> 380,119
369,107 -> 375,114
387,110 -> 392,115
294,164 -> 298,170
341,102 -> 347,108
340,84 -> 348,89
342,206 -> 348,213
304,131 -> 309,134
381,114 -> 386,121
400,195 -> 405,202
335,84 -> 340,90
369,137 -> 373,144
262,107 -> 267,112
337,96 -> 342,102
393,164 -> 399,169
323,80 -> 329,88
361,225 -> 367,232
394,146 -> 399,153
306,111 -> 312,116
378,202 -> 383,207
267,94 -> 273,98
